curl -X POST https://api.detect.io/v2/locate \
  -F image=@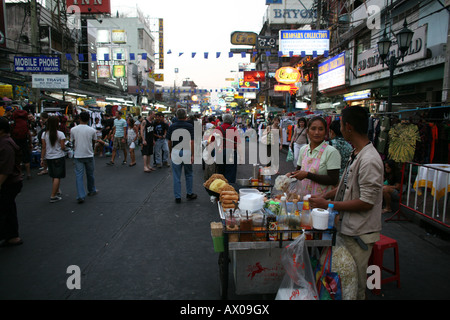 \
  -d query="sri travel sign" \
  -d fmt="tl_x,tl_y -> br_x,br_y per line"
32,74 -> 69,89
14,56 -> 61,73
279,30 -> 329,57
